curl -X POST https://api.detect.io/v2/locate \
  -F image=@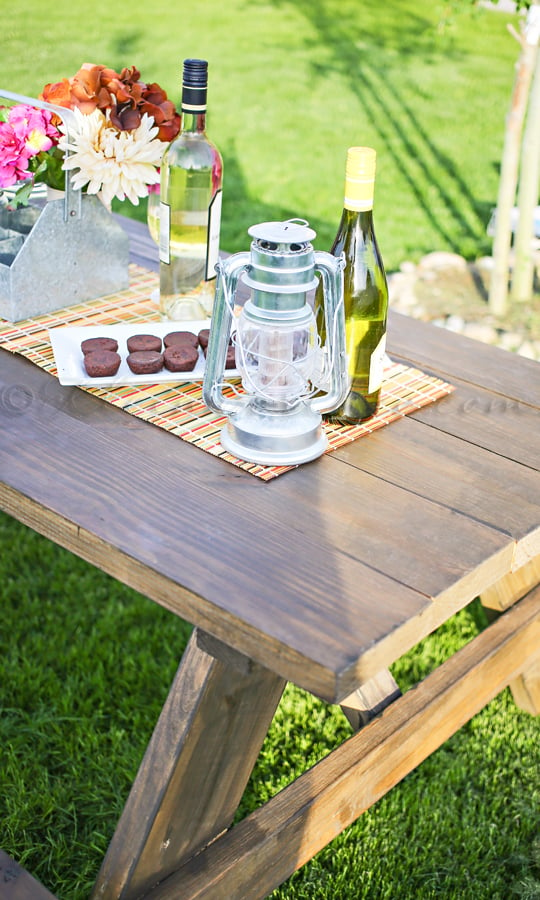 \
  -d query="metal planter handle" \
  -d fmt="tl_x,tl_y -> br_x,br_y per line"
0,88 -> 82,219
